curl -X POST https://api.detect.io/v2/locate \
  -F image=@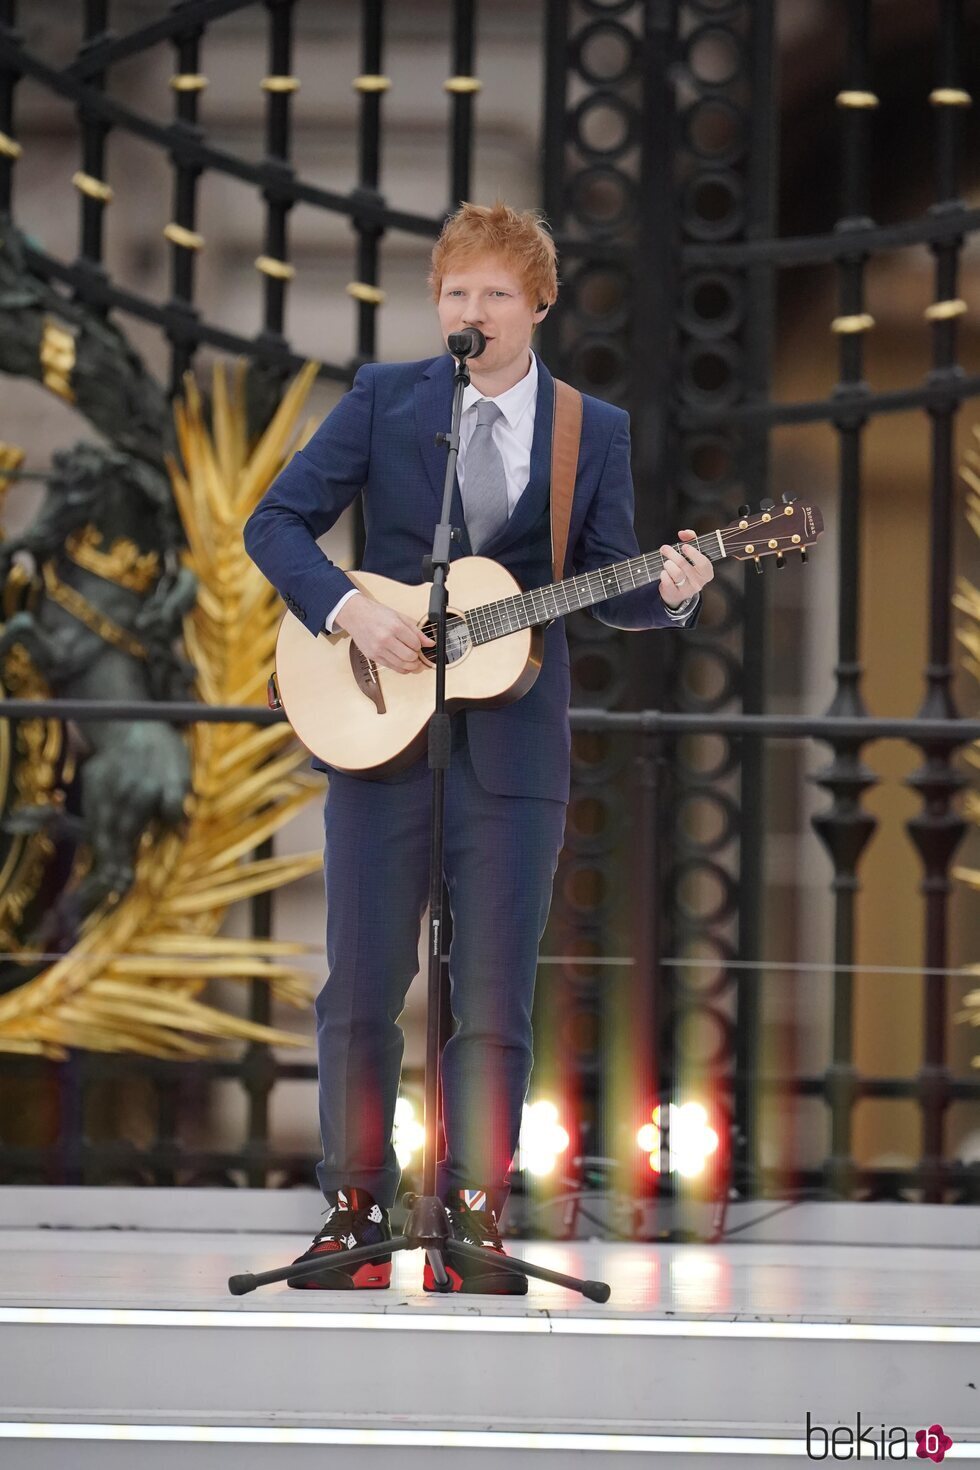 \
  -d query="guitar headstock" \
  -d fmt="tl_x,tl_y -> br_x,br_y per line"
721,495 -> 823,569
